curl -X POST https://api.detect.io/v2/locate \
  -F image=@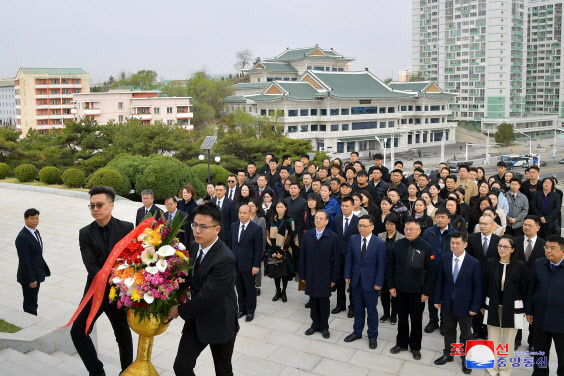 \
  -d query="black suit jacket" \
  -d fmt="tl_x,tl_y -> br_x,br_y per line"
332,215 -> 360,256
211,197 -> 238,247
135,204 -> 163,226
229,220 -> 263,272
79,217 -> 134,288
15,227 -> 50,285
515,236 -> 546,275
531,191 -> 562,230
164,210 -> 190,246
178,239 -> 238,344
465,233 -> 500,266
